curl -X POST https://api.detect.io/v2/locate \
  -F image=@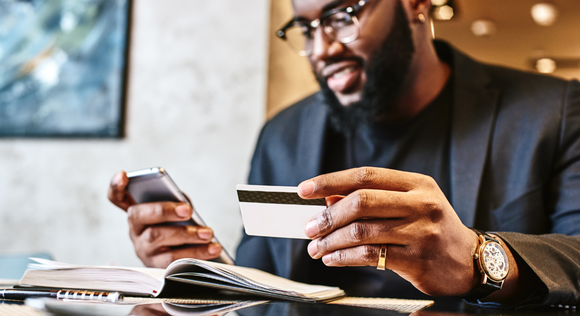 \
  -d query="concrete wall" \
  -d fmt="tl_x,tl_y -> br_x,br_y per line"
0,0 -> 268,267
